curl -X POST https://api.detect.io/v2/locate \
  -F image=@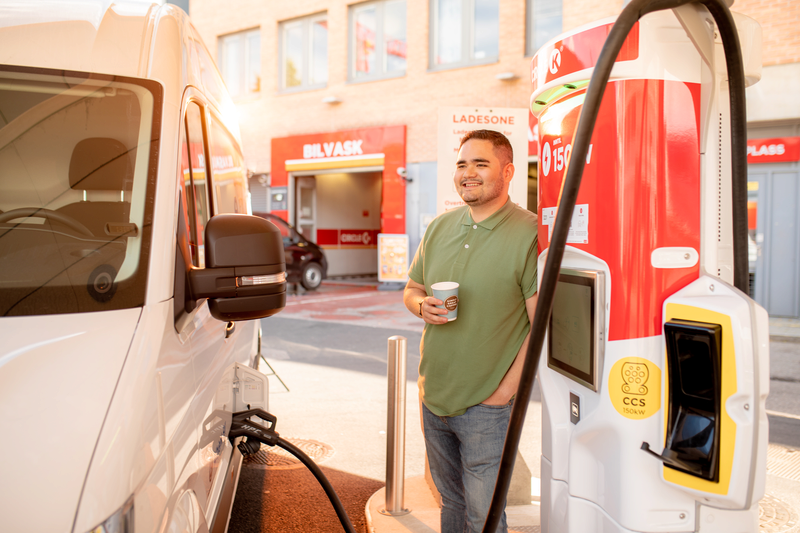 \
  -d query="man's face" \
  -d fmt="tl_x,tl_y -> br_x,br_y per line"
453,139 -> 512,207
